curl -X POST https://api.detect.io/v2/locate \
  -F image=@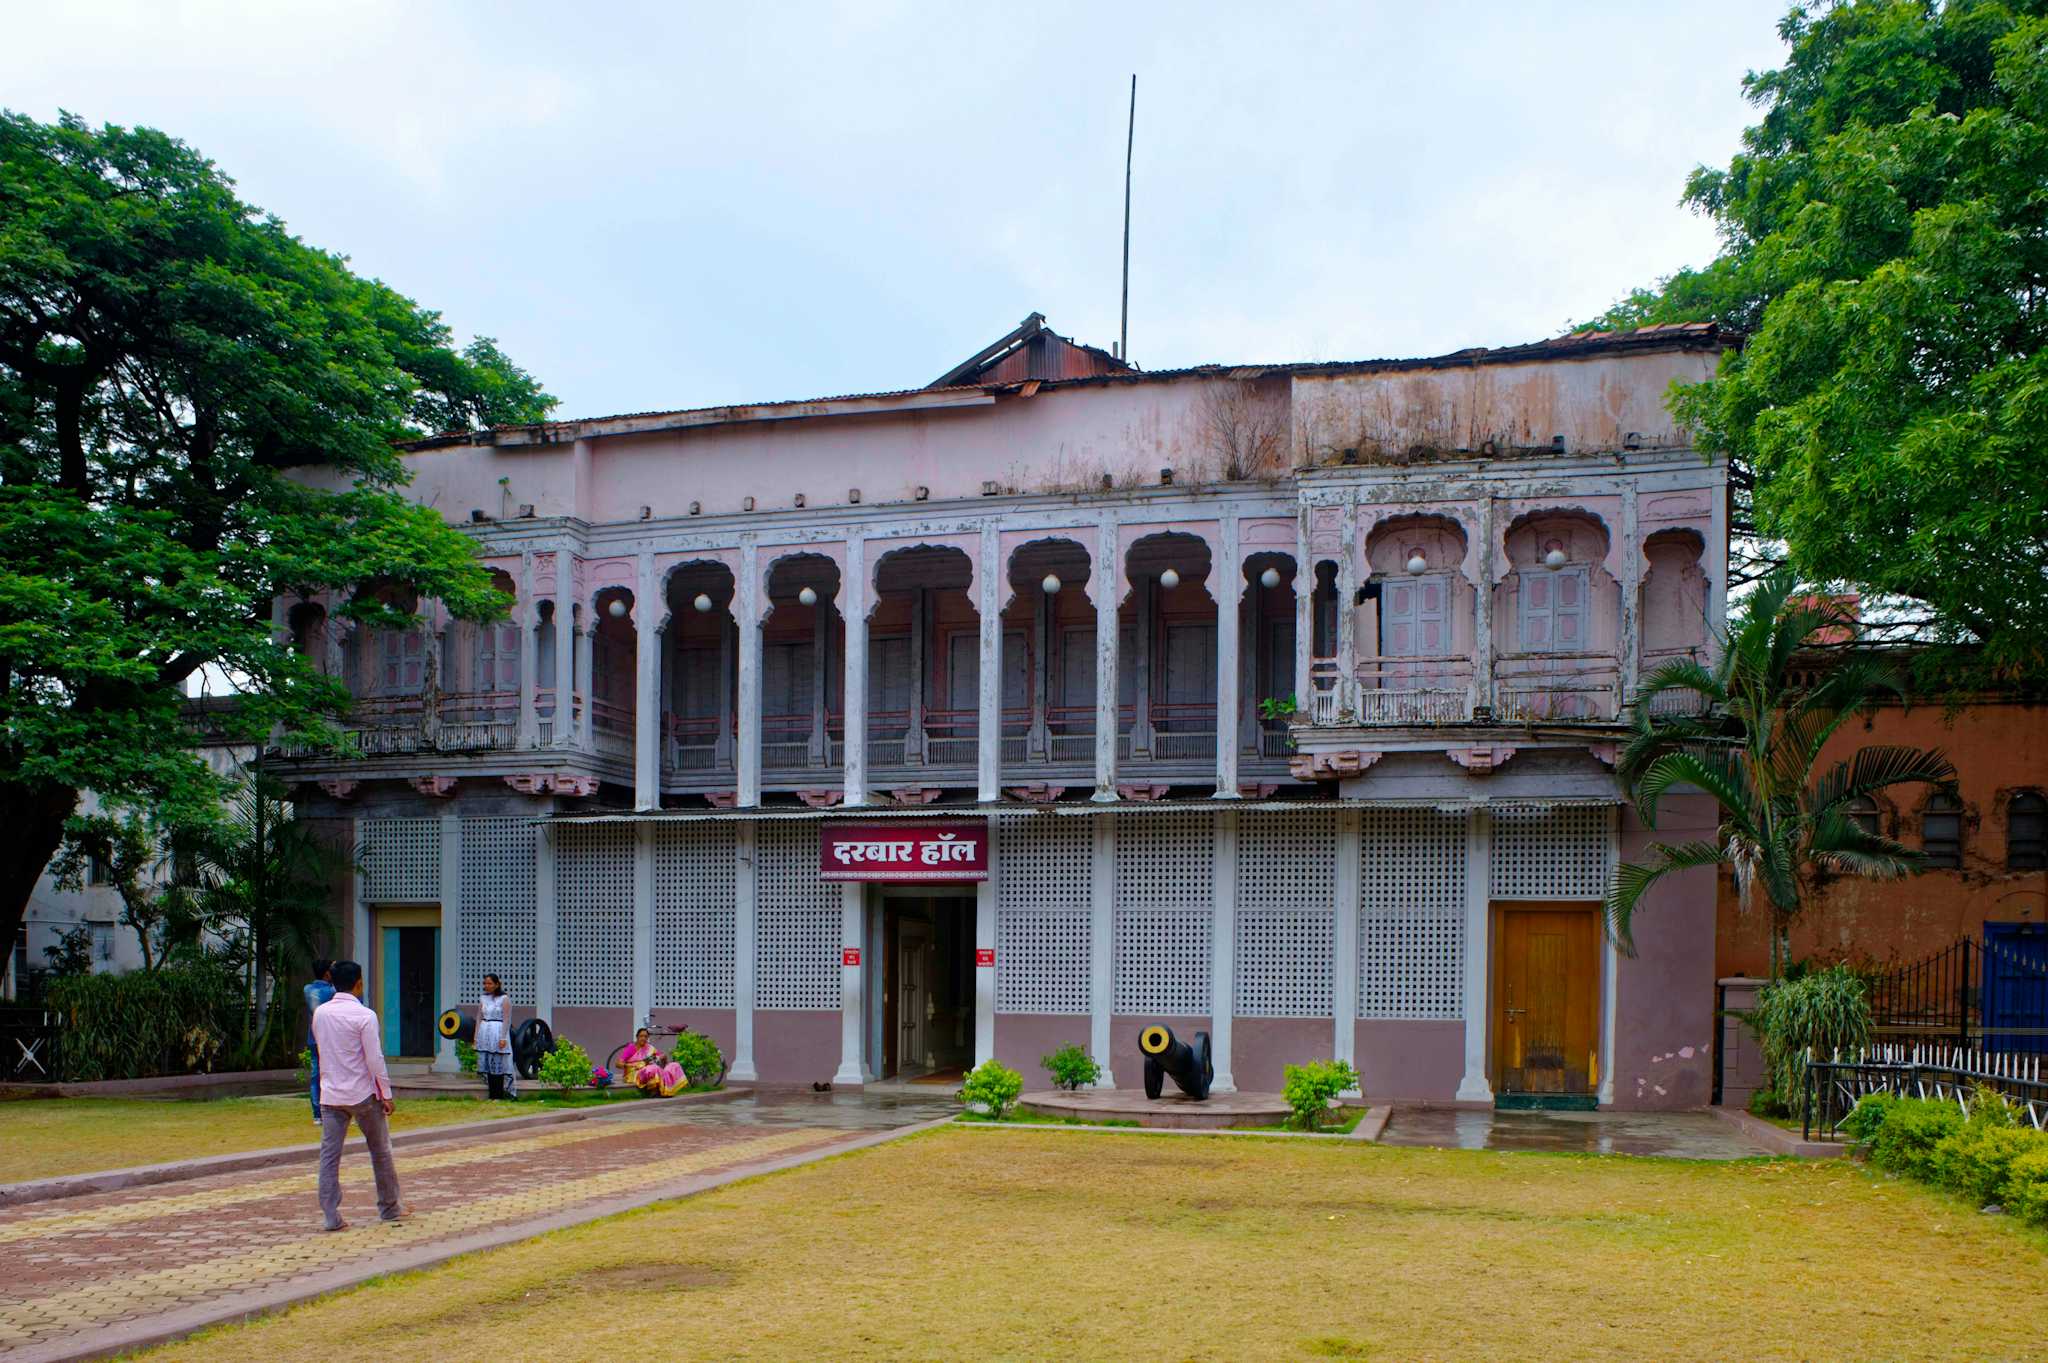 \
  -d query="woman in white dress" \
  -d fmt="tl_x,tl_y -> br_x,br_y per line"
476,974 -> 517,1100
